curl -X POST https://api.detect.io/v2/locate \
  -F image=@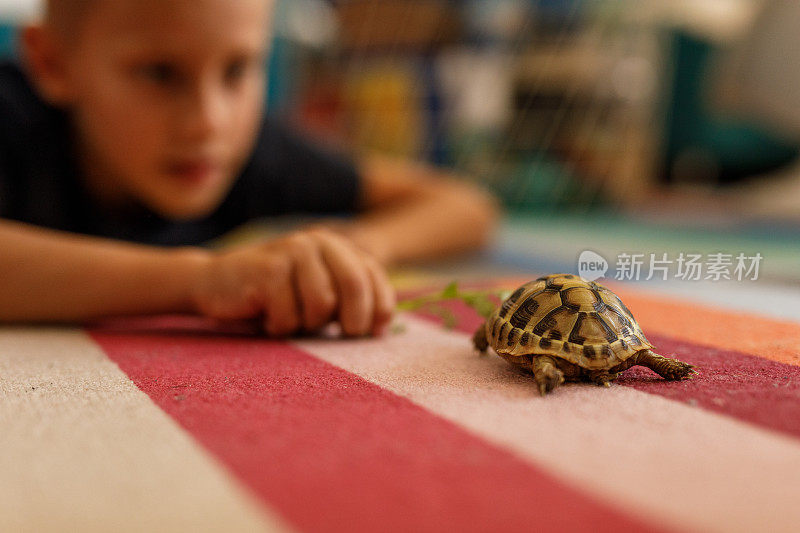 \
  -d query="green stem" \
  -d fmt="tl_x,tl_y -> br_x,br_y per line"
396,283 -> 510,322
